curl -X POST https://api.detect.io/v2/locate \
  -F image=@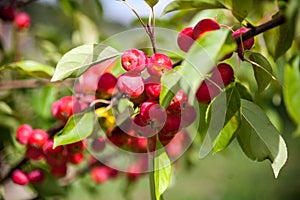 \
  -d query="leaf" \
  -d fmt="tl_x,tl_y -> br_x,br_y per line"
213,87 -> 241,153
220,0 -> 253,22
145,0 -> 158,8
178,29 -> 236,103
199,86 -> 241,157
51,44 -> 120,81
0,102 -> 13,115
162,0 -> 225,15
237,99 -> 287,178
73,12 -> 99,44
2,60 -> 54,78
247,52 -> 273,93
263,9 -> 296,60
283,56 -> 300,136
154,151 -> 172,200
159,69 -> 181,109
54,111 -> 95,148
